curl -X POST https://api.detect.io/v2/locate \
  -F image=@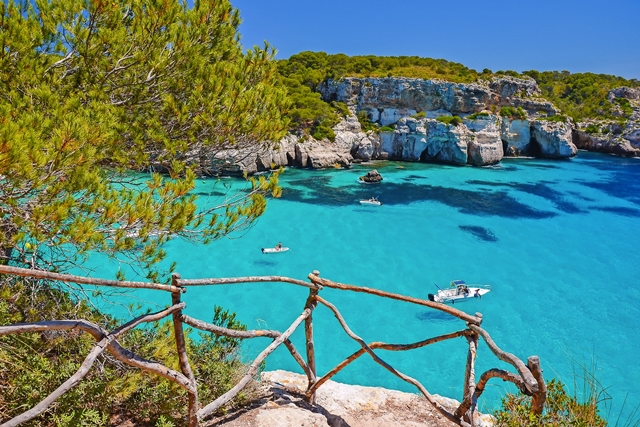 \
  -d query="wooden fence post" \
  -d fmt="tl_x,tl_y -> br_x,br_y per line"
304,271 -> 320,404
171,273 -> 199,427
527,355 -> 547,415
